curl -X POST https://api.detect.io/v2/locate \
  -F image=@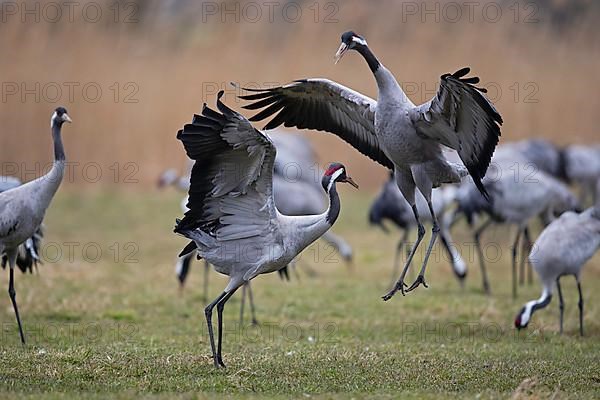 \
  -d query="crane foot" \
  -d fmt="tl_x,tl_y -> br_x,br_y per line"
382,281 -> 408,301
406,275 -> 428,292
